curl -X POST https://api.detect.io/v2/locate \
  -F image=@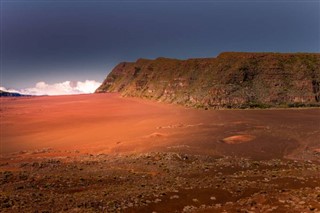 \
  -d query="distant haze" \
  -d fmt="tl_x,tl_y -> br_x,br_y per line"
1,0 -> 319,94
0,80 -> 101,96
